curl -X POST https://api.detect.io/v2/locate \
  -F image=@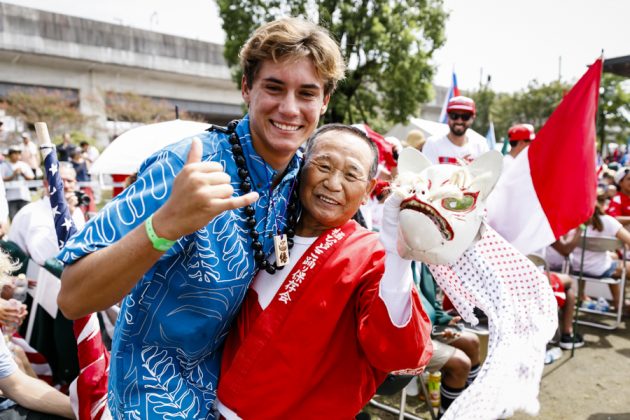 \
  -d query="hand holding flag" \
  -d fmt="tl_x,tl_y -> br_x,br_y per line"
36,123 -> 112,420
